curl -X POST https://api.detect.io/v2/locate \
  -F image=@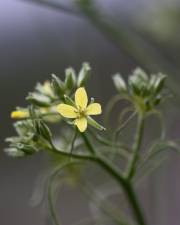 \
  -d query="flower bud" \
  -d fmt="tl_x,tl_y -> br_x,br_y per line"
51,74 -> 65,98
128,68 -> 148,96
87,116 -> 106,131
64,95 -> 76,107
65,68 -> 76,90
112,74 -> 127,92
77,62 -> 91,87
35,120 -> 52,142
26,93 -> 51,107
11,110 -> 29,119
154,73 -> 166,94
4,148 -> 25,157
